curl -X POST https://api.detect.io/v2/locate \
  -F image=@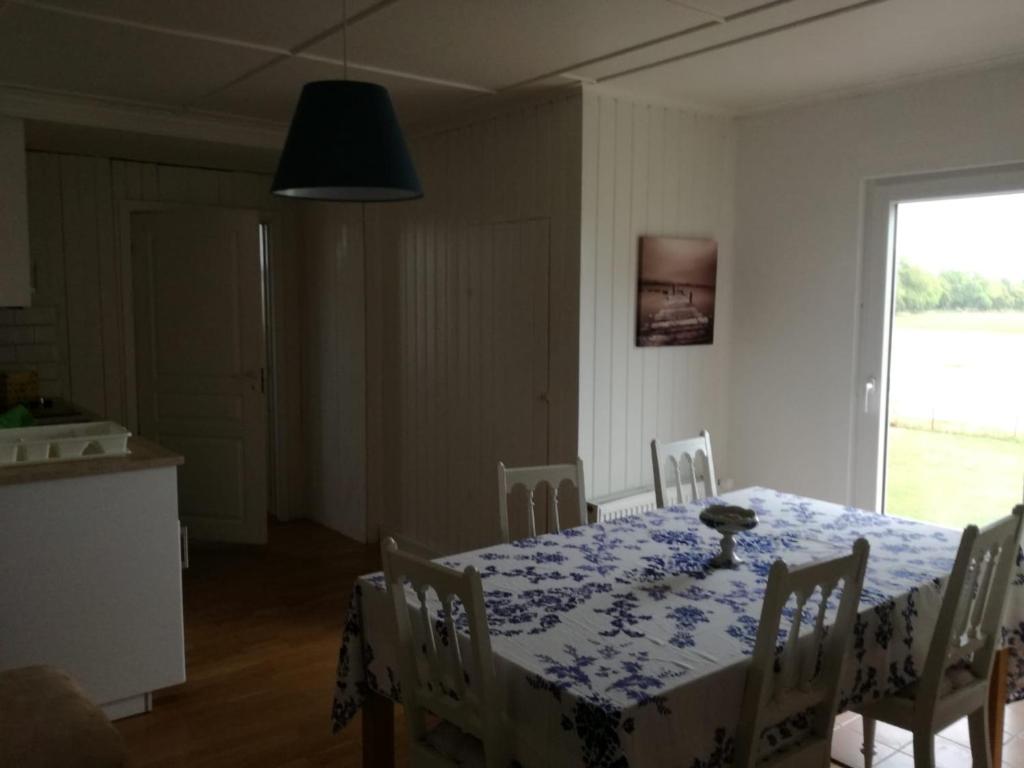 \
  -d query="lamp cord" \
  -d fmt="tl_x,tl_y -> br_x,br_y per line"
342,0 -> 348,80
